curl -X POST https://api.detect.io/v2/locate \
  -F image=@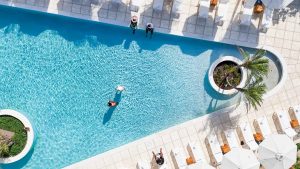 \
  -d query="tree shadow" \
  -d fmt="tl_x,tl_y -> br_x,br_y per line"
0,4 -> 222,58
274,0 -> 299,22
203,72 -> 237,112
102,92 -> 122,125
